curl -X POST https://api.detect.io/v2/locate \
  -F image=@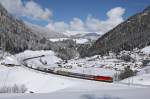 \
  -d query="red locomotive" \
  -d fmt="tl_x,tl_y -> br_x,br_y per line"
93,76 -> 113,82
